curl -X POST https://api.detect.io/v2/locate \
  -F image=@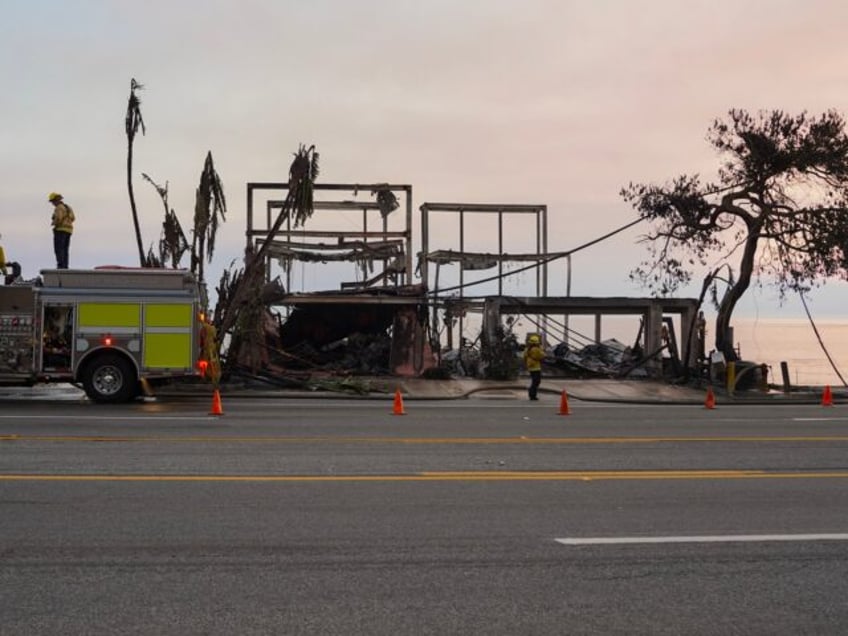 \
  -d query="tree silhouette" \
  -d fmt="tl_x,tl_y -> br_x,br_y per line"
125,78 -> 146,266
191,151 -> 226,284
622,109 -> 848,360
